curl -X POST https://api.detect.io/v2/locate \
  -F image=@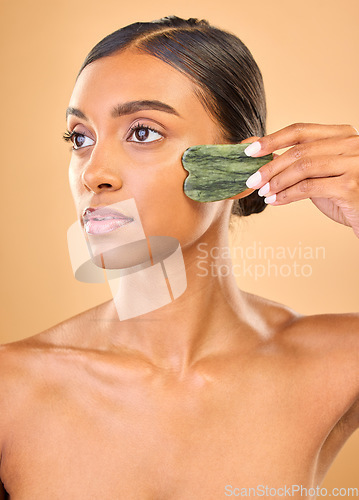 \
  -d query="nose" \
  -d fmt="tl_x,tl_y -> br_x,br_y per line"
81,147 -> 123,194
